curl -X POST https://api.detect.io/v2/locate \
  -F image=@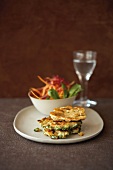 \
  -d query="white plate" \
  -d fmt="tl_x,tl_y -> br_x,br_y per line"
13,106 -> 104,144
